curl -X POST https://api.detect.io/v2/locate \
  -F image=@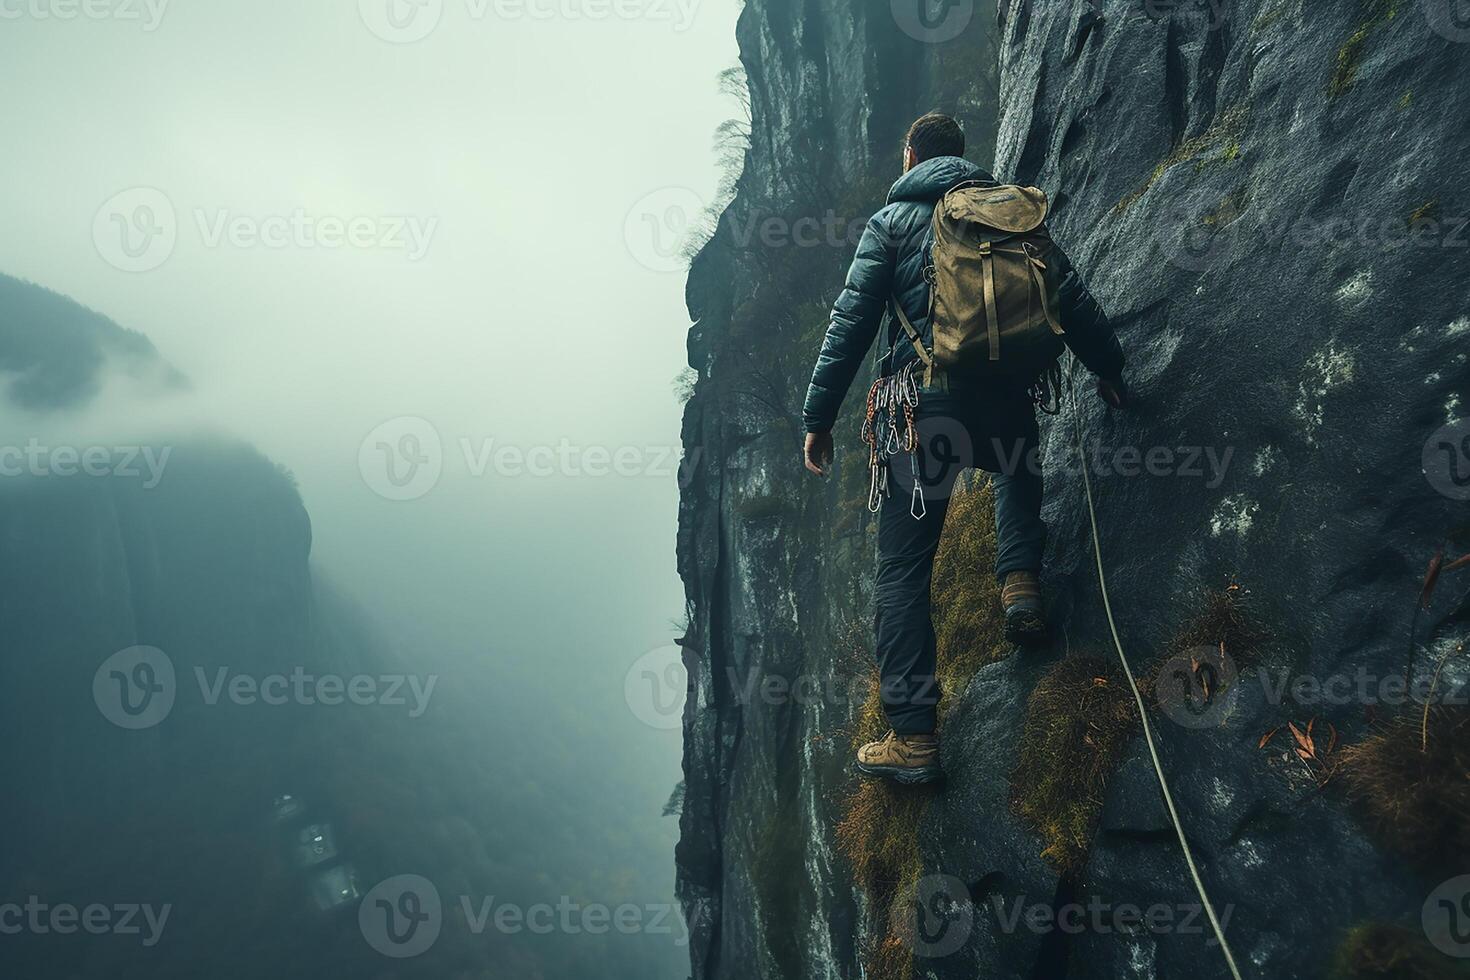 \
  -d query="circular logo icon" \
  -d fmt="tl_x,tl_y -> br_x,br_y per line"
1423,419 -> 1470,500
624,644 -> 688,730
623,187 -> 705,274
360,875 -> 443,958
93,187 -> 177,273
891,874 -> 973,958
889,414 -> 975,506
93,646 -> 176,729
358,0 -> 444,43
1423,875 -> 1470,957
1423,0 -> 1470,43
891,0 -> 974,43
1155,646 -> 1239,729
359,416 -> 443,501
1154,200 -> 1243,274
